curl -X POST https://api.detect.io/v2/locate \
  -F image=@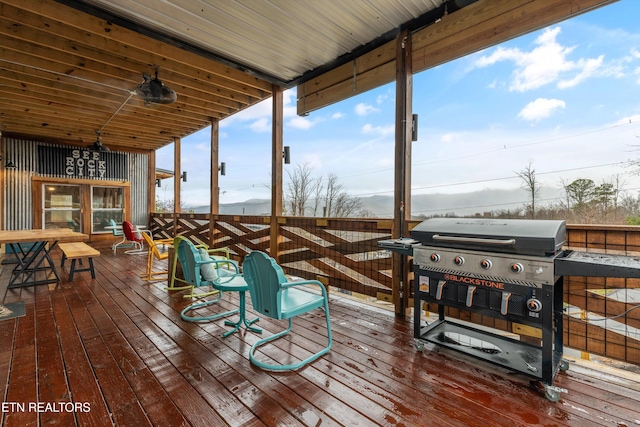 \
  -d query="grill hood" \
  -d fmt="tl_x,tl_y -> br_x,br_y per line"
410,218 -> 566,257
